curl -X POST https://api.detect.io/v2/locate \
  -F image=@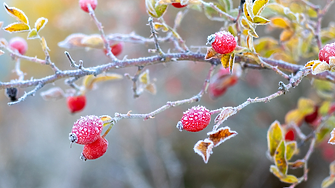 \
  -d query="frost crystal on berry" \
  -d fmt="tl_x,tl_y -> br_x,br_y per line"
319,42 -> 335,64
177,106 -> 211,132
69,115 -> 103,145
209,31 -> 236,54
